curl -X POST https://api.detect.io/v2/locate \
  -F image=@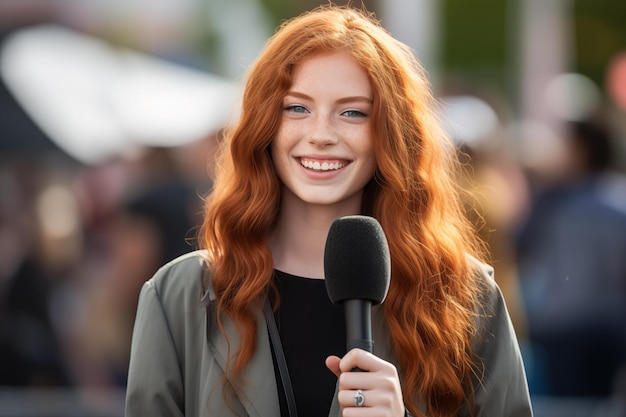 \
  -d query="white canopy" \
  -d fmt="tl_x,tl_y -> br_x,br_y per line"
0,24 -> 241,164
